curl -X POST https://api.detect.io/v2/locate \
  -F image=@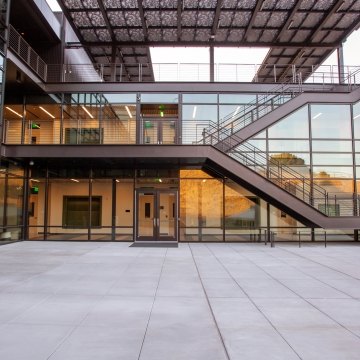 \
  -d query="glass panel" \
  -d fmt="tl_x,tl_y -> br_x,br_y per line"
312,140 -> 352,152
162,120 -> 176,144
6,177 -> 23,227
313,179 -> 354,193
103,93 -> 137,103
116,179 -> 134,241
311,104 -> 351,139
245,139 -> 266,151
224,181 -> 264,242
353,101 -> 360,139
182,105 -> 217,121
141,94 -> 178,103
48,178 -> 89,240
355,141 -> 360,153
219,94 -> 257,104
312,153 -> 353,166
269,153 -> 310,166
313,167 -> 354,178
159,193 -> 175,238
91,179 -> 112,240
143,120 -> 159,144
269,140 -> 309,152
268,106 -> 309,138
182,94 -> 217,103
103,104 -> 136,144
180,177 -> 223,241
269,205 -> 305,232
138,193 -> 155,237
356,153 -> 360,166
63,196 -> 101,227
28,178 -> 45,240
